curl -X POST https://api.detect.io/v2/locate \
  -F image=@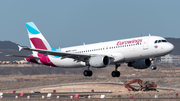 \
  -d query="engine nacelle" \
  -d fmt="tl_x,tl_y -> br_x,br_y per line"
128,59 -> 151,69
89,55 -> 110,68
